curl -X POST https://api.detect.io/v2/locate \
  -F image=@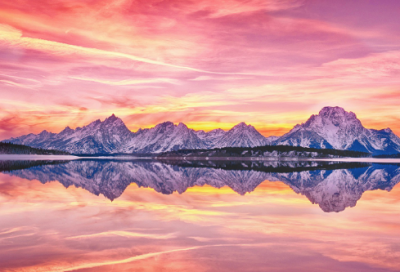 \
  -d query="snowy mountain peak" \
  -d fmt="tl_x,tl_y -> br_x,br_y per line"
177,122 -> 188,129
276,106 -> 400,155
213,122 -> 269,148
86,119 -> 102,129
230,122 -> 258,133
156,121 -> 174,128
234,122 -> 249,128
104,113 -> 118,122
39,130 -> 49,135
306,106 -> 361,128
103,114 -> 126,128
59,126 -> 74,135
319,106 -> 350,116
209,128 -> 226,136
